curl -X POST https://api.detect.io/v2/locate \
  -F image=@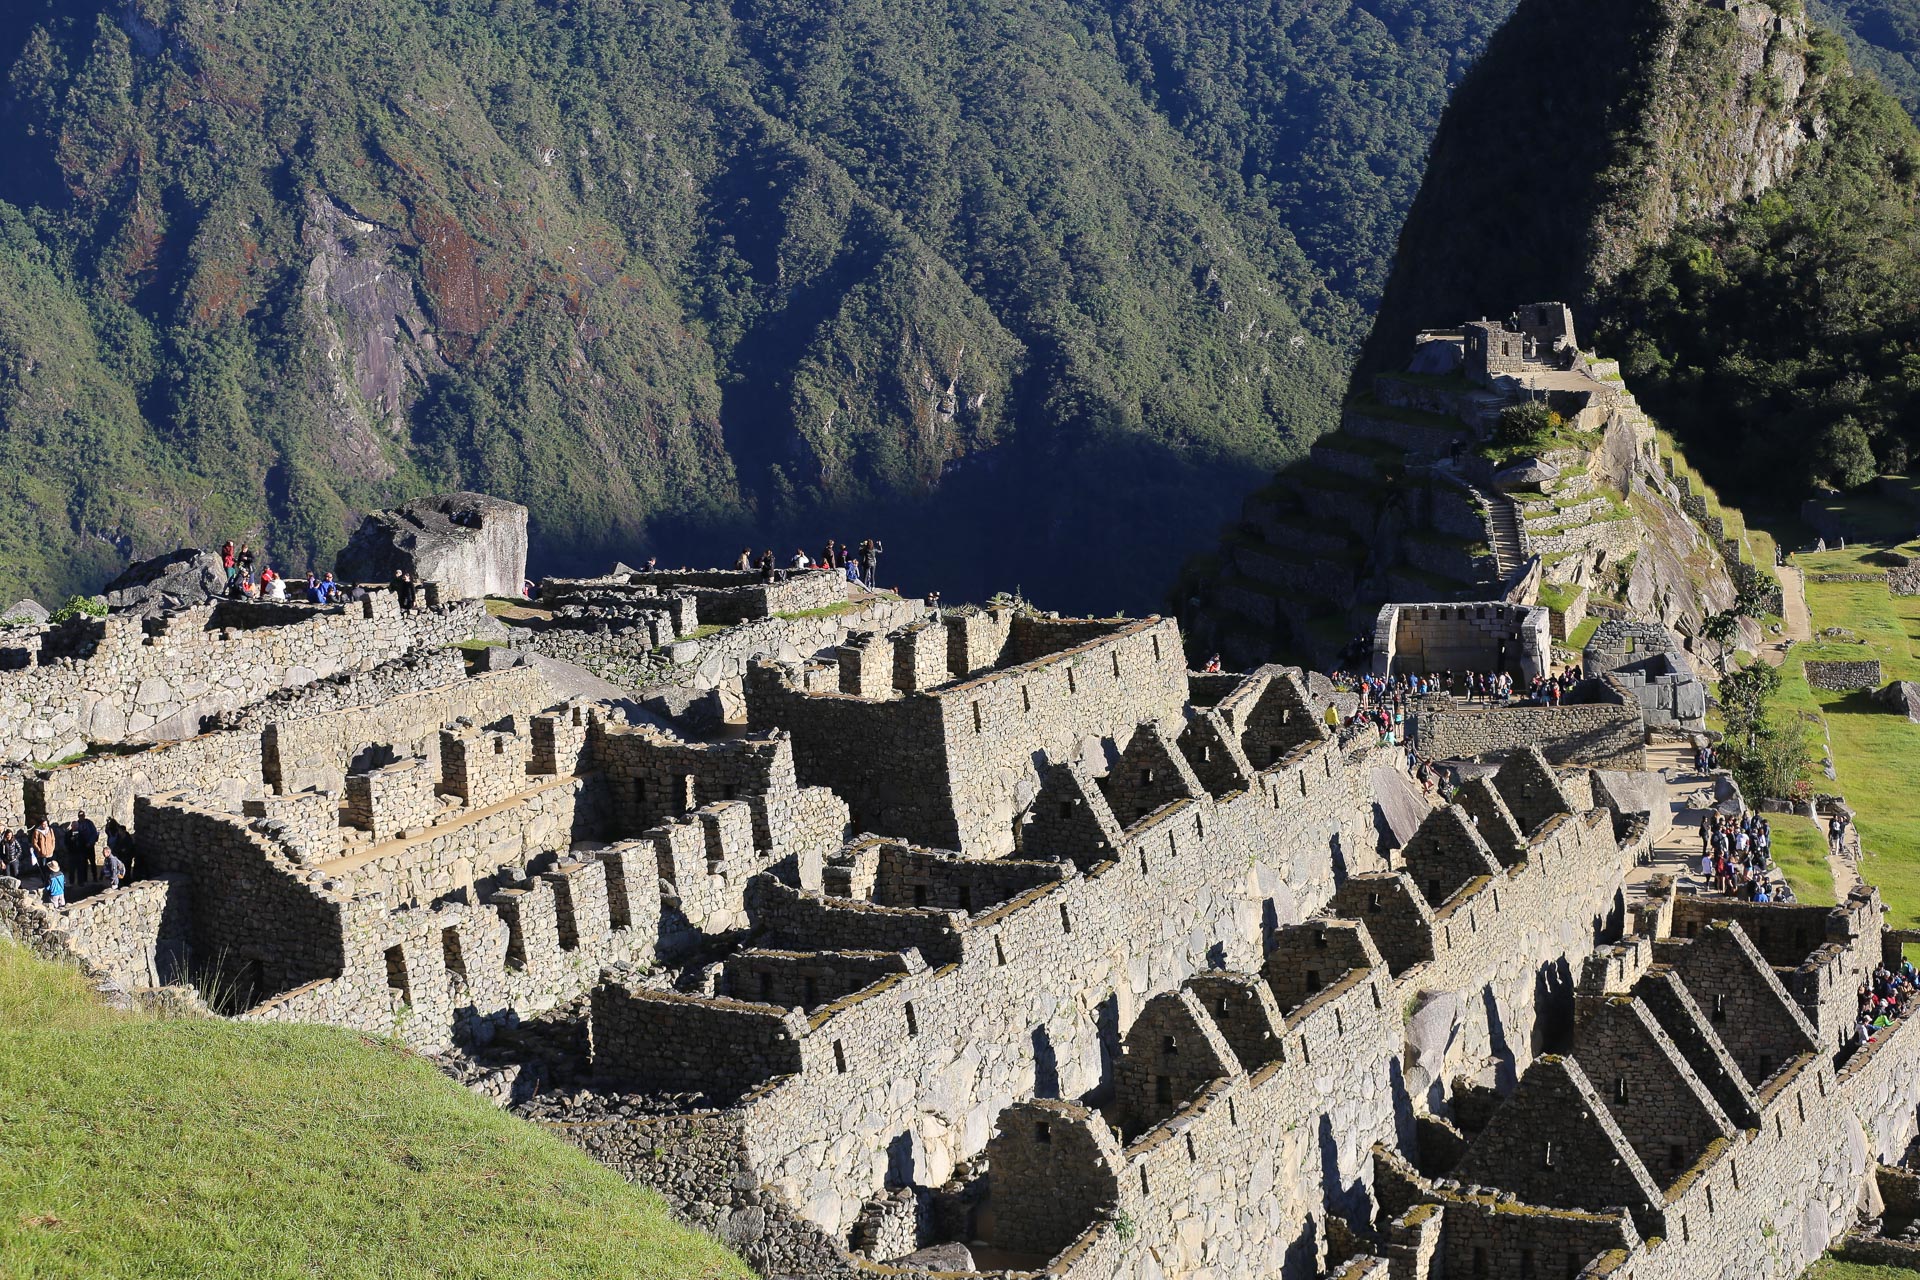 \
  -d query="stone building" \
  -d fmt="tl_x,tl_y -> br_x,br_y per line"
3,570 -> 1916,1280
